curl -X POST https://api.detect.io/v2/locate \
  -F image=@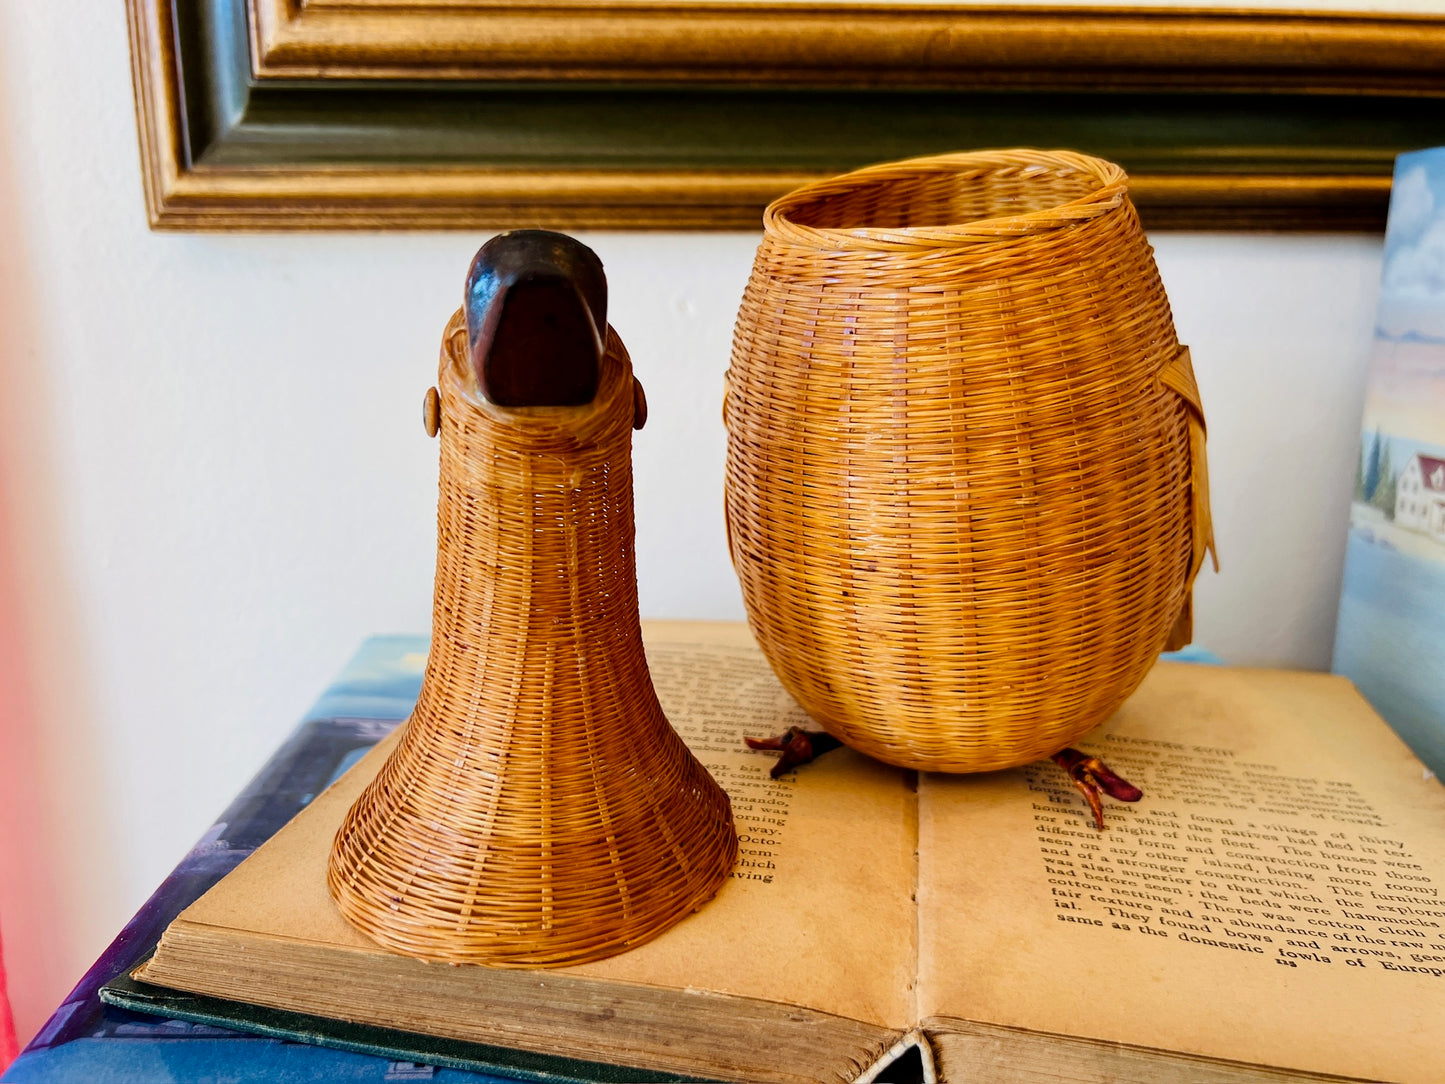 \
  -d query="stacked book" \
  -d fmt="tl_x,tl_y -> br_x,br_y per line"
10,625 -> 1439,1083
